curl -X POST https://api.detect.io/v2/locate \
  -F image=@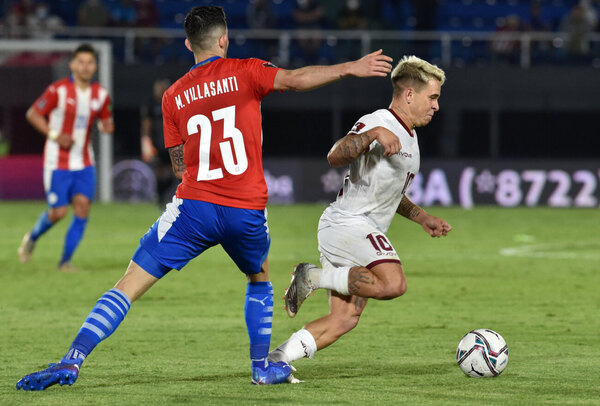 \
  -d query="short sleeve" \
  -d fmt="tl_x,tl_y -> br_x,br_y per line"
98,94 -> 112,120
244,58 -> 282,100
31,84 -> 58,116
347,113 -> 383,149
162,92 -> 183,149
